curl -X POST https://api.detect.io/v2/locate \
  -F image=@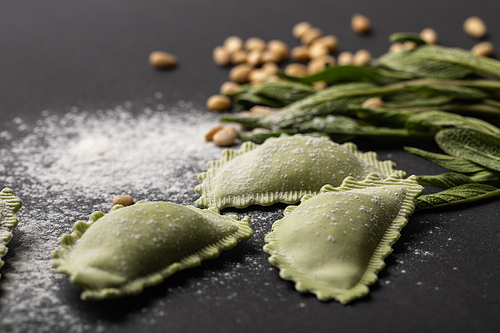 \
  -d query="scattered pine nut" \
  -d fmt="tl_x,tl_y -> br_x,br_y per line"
316,35 -> 339,52
293,21 -> 312,39
230,50 -> 247,65
403,41 -> 417,51
312,81 -> 328,89
308,42 -> 330,59
213,46 -> 231,66
337,51 -> 354,65
351,14 -> 371,35
252,128 -> 271,134
213,126 -> 238,147
229,63 -> 254,83
471,41 -> 494,57
206,95 -> 231,111
420,28 -> 439,45
285,63 -> 308,77
261,50 -> 281,63
247,49 -> 263,66
300,27 -> 322,45
291,45 -> 310,62
205,124 -> 224,141
249,105 -> 278,115
249,69 -> 268,85
262,62 -> 279,74
463,16 -> 487,39
223,36 -> 244,54
149,51 -> 178,69
389,42 -> 406,53
361,97 -> 384,109
220,81 -> 241,95
267,40 -> 289,62
308,55 -> 335,74
245,37 -> 266,51
112,195 -> 134,207
267,74 -> 283,82
352,49 -> 372,66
